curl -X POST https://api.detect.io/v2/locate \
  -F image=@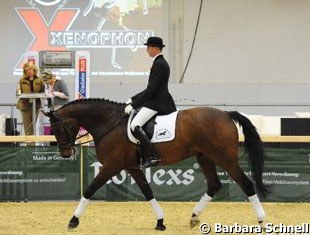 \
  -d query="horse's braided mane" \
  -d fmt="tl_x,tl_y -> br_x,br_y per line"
60,98 -> 125,109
